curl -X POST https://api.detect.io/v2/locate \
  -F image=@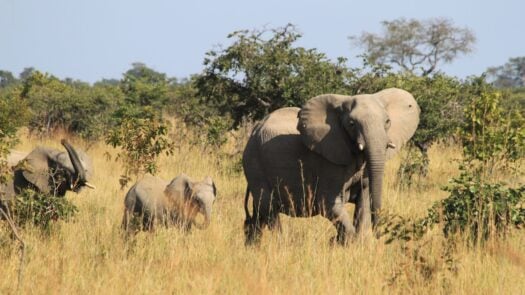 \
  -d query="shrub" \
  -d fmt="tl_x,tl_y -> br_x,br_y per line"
440,170 -> 525,243
11,189 -> 78,232
105,107 -> 174,188
460,77 -> 525,171
380,169 -> 525,245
